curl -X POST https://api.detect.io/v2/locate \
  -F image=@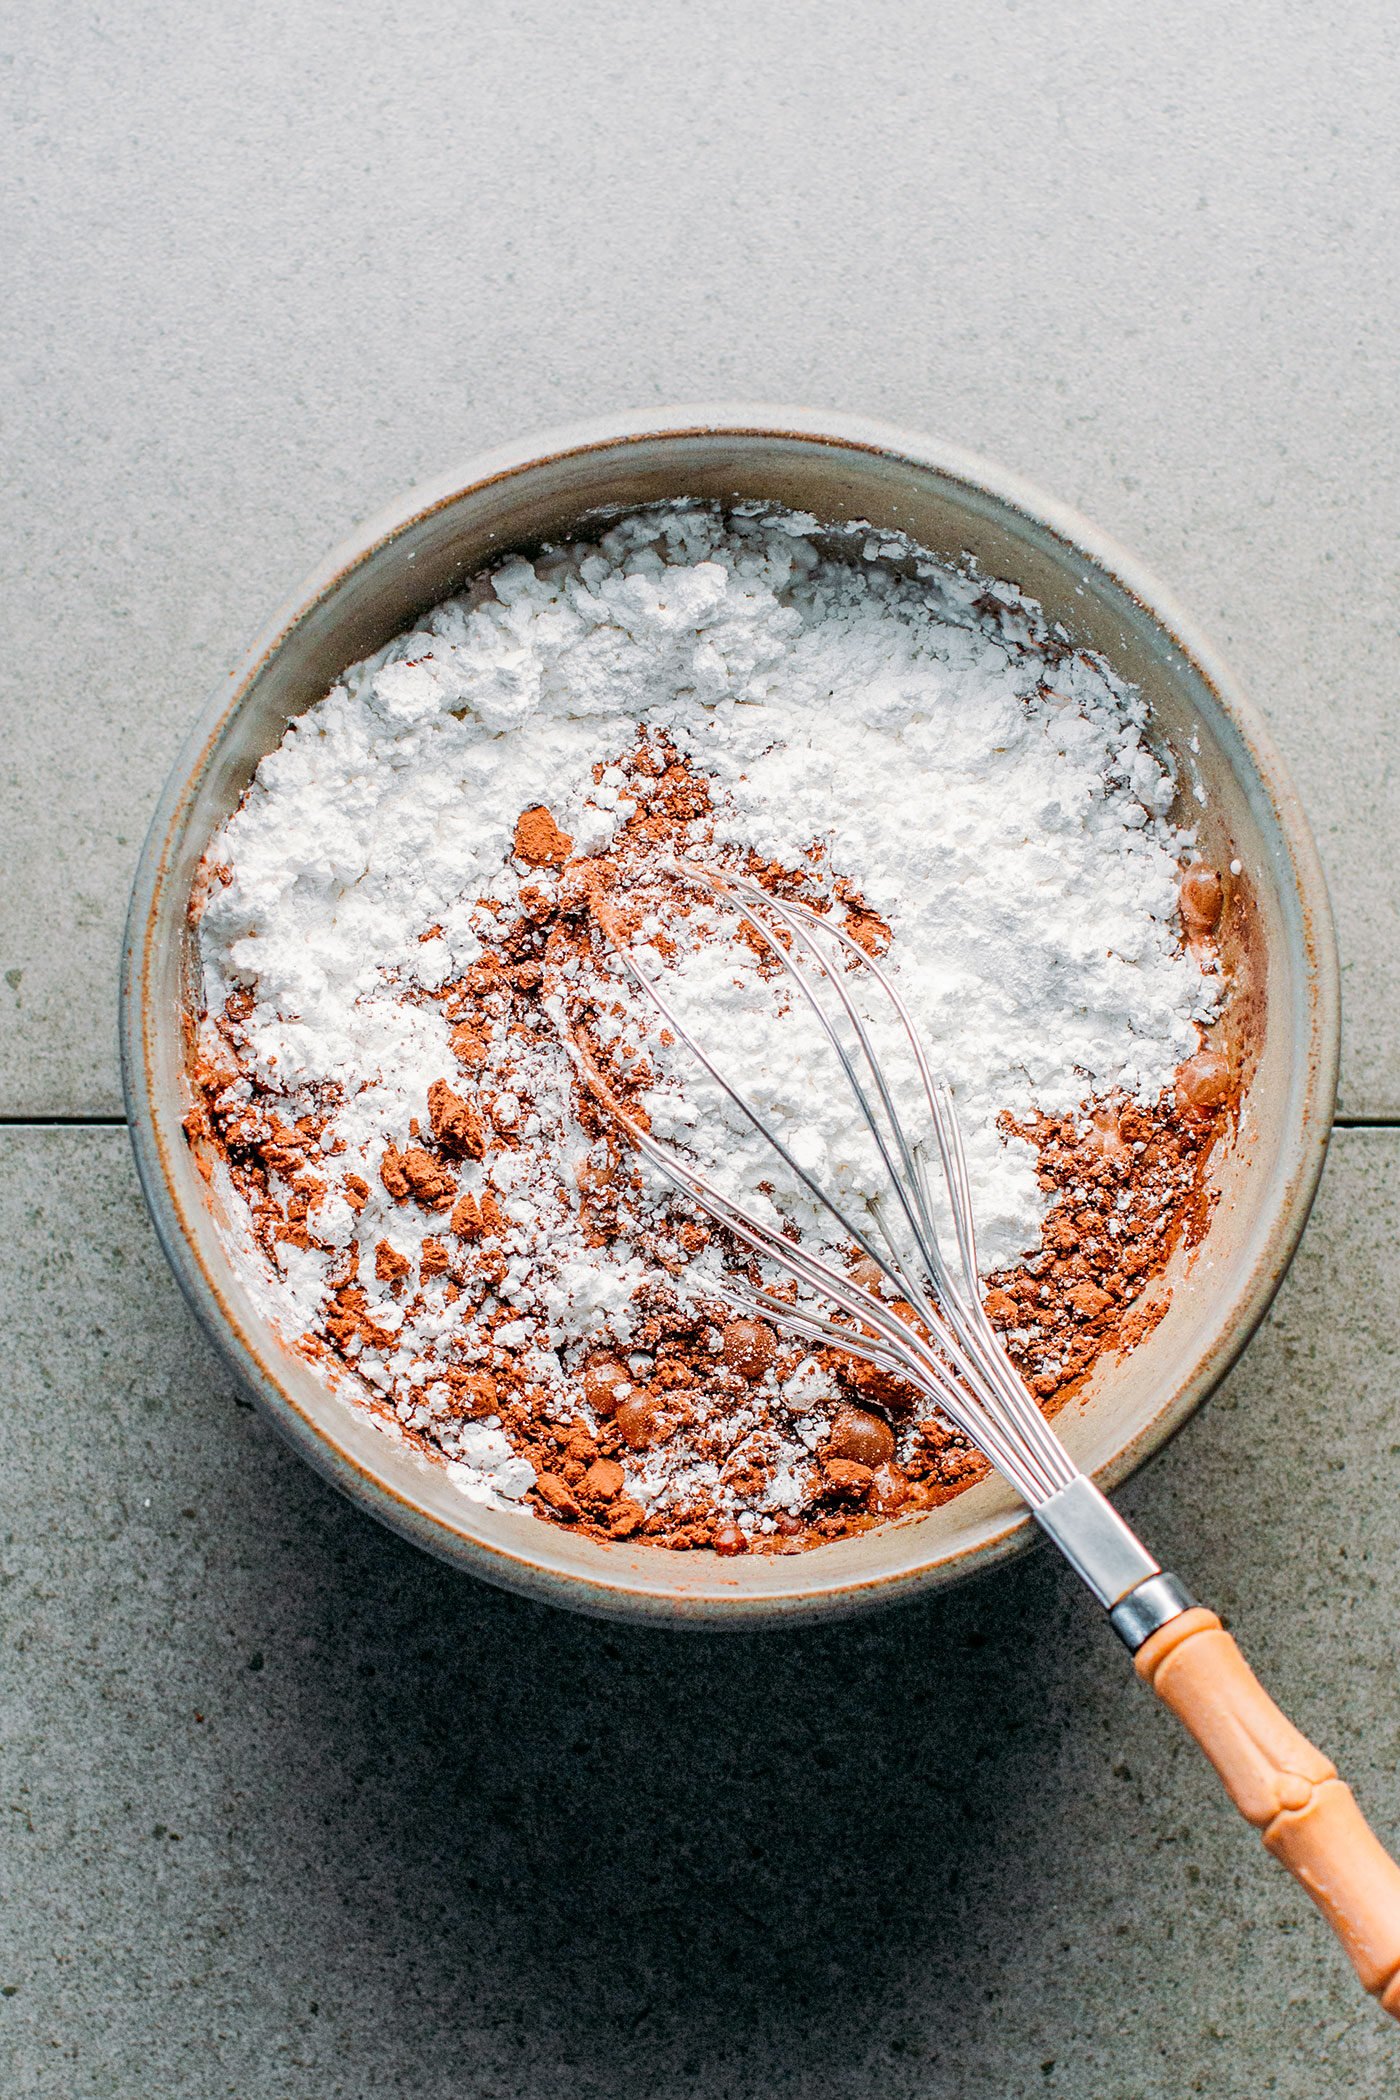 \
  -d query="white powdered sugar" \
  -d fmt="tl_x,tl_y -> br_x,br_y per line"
194,503 -> 1218,1517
